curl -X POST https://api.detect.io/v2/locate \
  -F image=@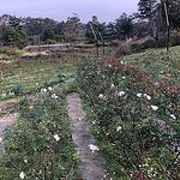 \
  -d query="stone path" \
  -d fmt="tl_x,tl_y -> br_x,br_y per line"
67,93 -> 109,180
0,113 -> 18,154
